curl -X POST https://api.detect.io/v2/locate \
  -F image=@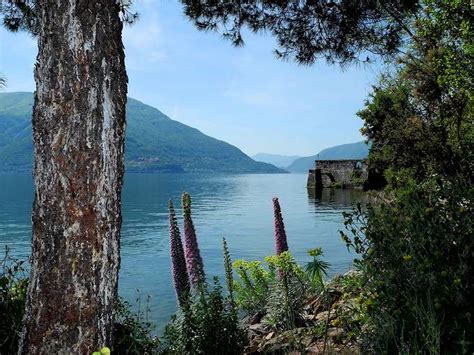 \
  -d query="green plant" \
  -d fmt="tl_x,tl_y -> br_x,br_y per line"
232,259 -> 273,315
341,179 -> 474,353
222,238 -> 235,310
113,296 -> 159,354
264,252 -> 309,330
232,251 -> 309,331
305,247 -> 330,291
92,346 -> 111,355
162,277 -> 245,354
0,247 -> 27,354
